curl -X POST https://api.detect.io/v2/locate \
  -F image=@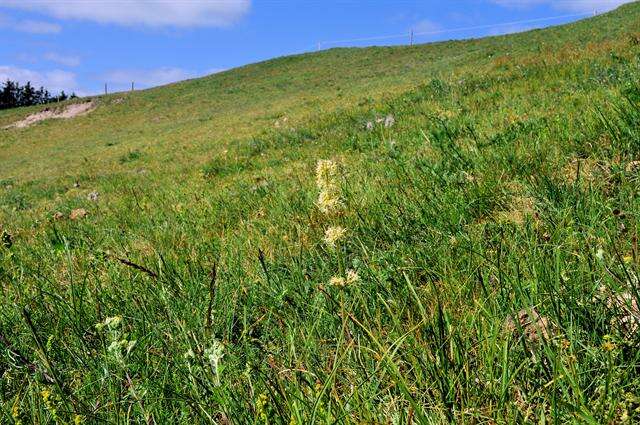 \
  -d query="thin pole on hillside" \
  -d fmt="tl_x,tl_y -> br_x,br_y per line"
410,30 -> 414,46
131,82 -> 134,92
104,83 -> 107,95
